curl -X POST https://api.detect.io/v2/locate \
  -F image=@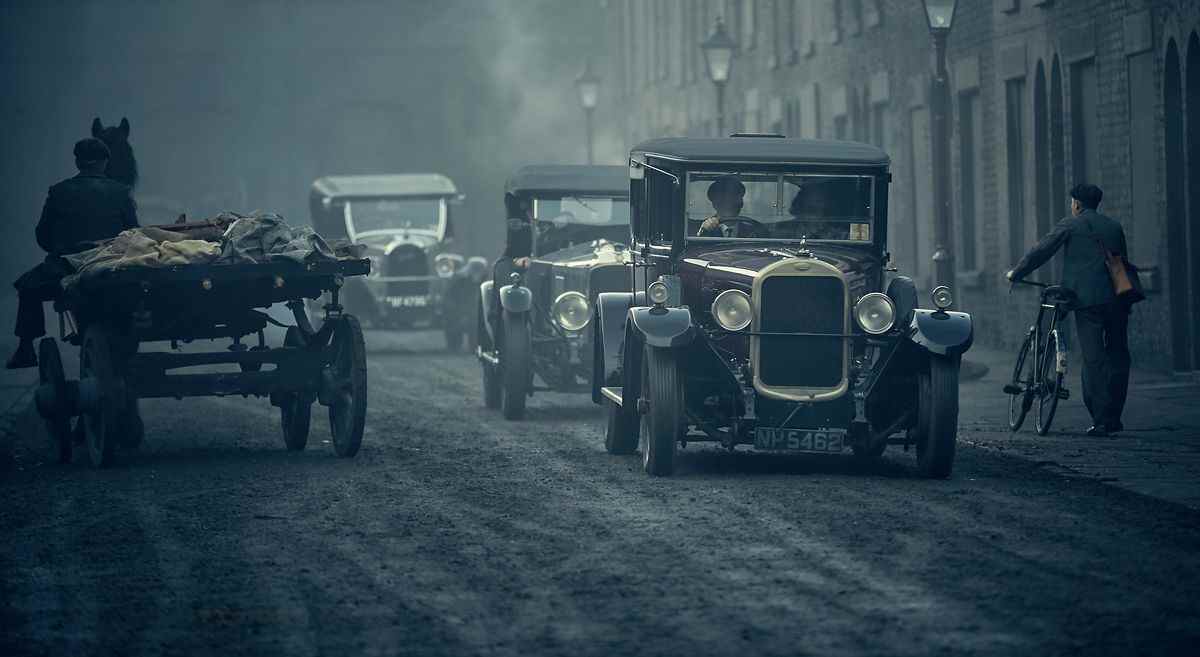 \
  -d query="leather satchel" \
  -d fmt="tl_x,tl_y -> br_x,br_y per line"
1085,217 -> 1145,305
